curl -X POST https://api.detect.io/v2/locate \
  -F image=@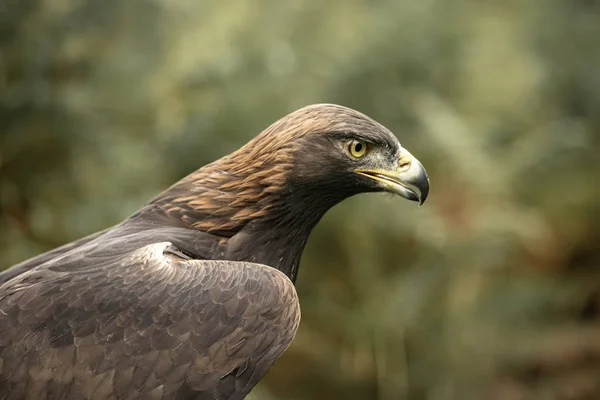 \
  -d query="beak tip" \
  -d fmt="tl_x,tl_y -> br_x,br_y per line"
418,179 -> 430,206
